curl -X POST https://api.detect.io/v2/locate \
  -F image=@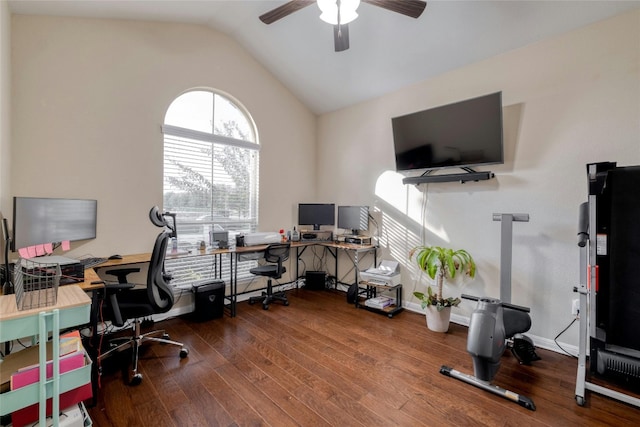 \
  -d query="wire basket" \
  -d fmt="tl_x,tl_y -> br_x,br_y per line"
13,258 -> 61,310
